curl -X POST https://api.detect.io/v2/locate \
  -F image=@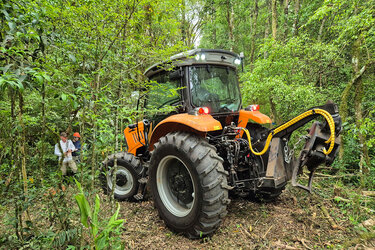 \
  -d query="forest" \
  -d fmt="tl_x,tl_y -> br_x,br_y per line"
0,0 -> 374,248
